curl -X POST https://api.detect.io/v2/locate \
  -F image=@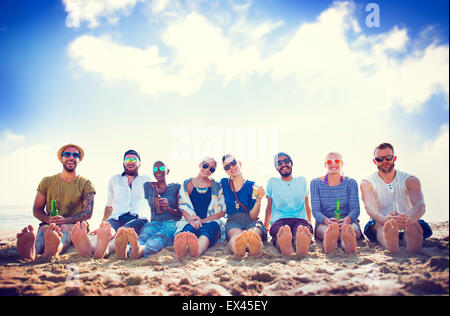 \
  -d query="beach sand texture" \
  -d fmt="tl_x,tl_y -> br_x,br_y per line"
0,222 -> 448,296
